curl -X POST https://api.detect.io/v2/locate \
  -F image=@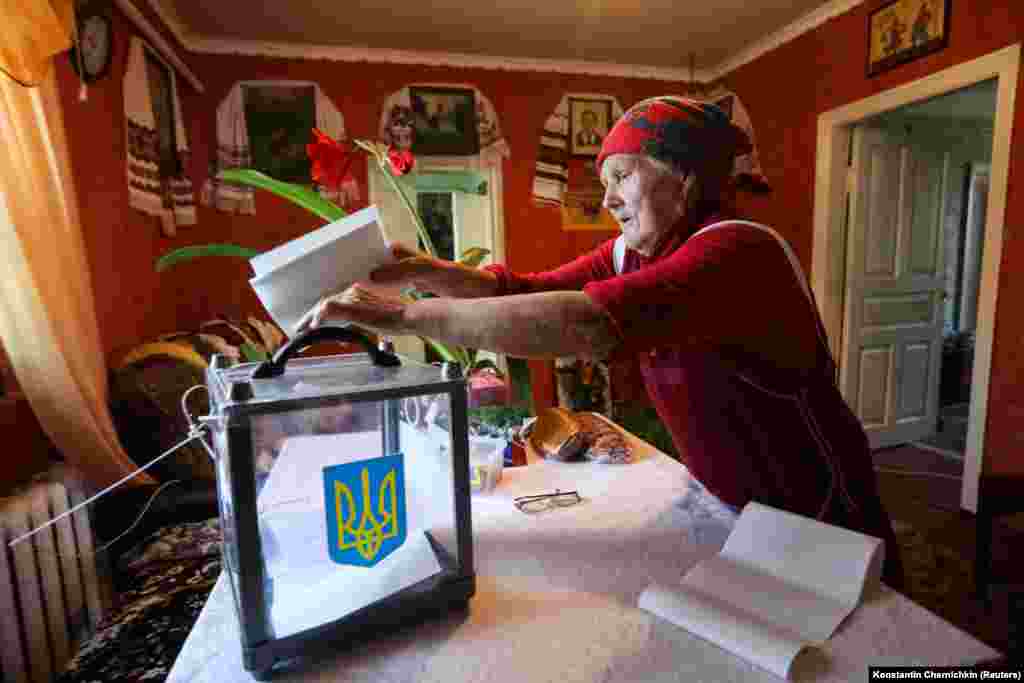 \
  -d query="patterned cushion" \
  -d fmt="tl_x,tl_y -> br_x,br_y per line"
109,317 -> 284,483
58,520 -> 223,683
